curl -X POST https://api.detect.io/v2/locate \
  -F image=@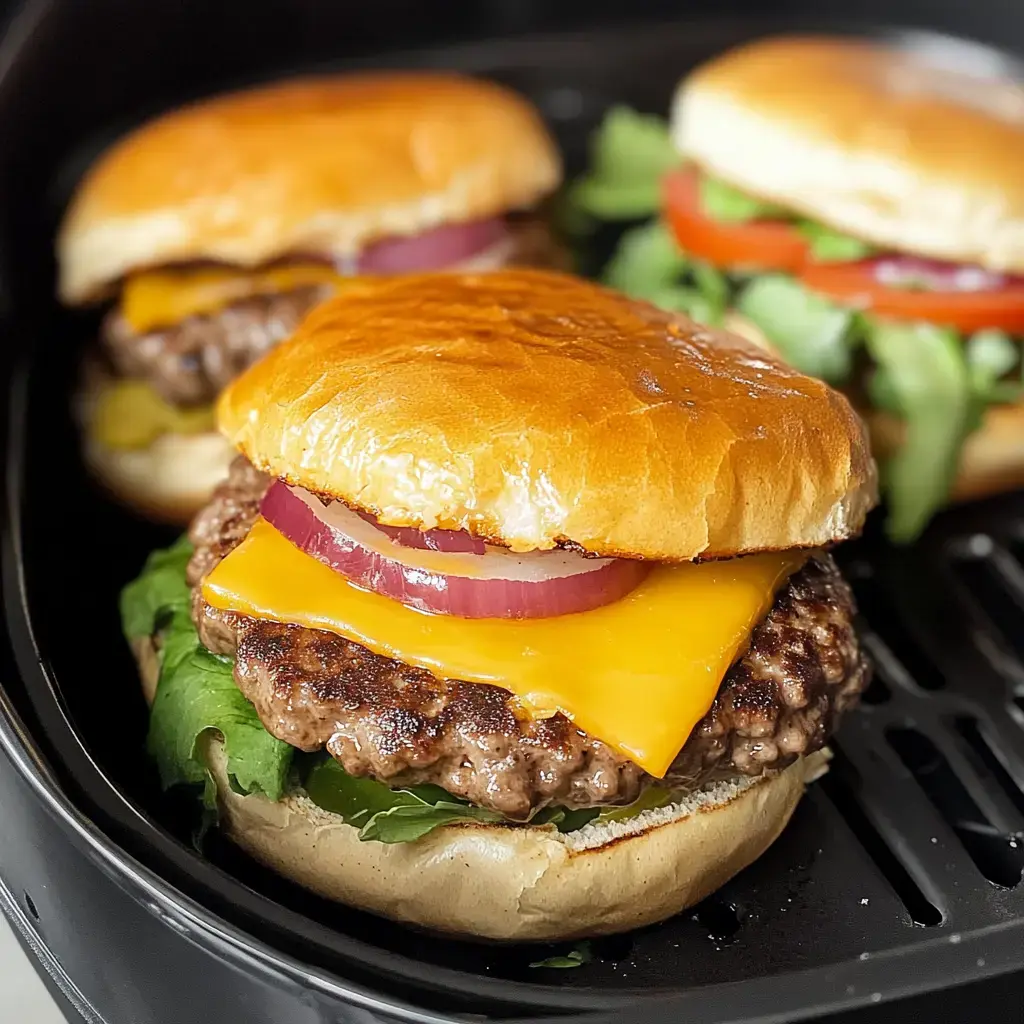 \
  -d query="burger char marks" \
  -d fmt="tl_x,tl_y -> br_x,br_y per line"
187,457 -> 870,819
